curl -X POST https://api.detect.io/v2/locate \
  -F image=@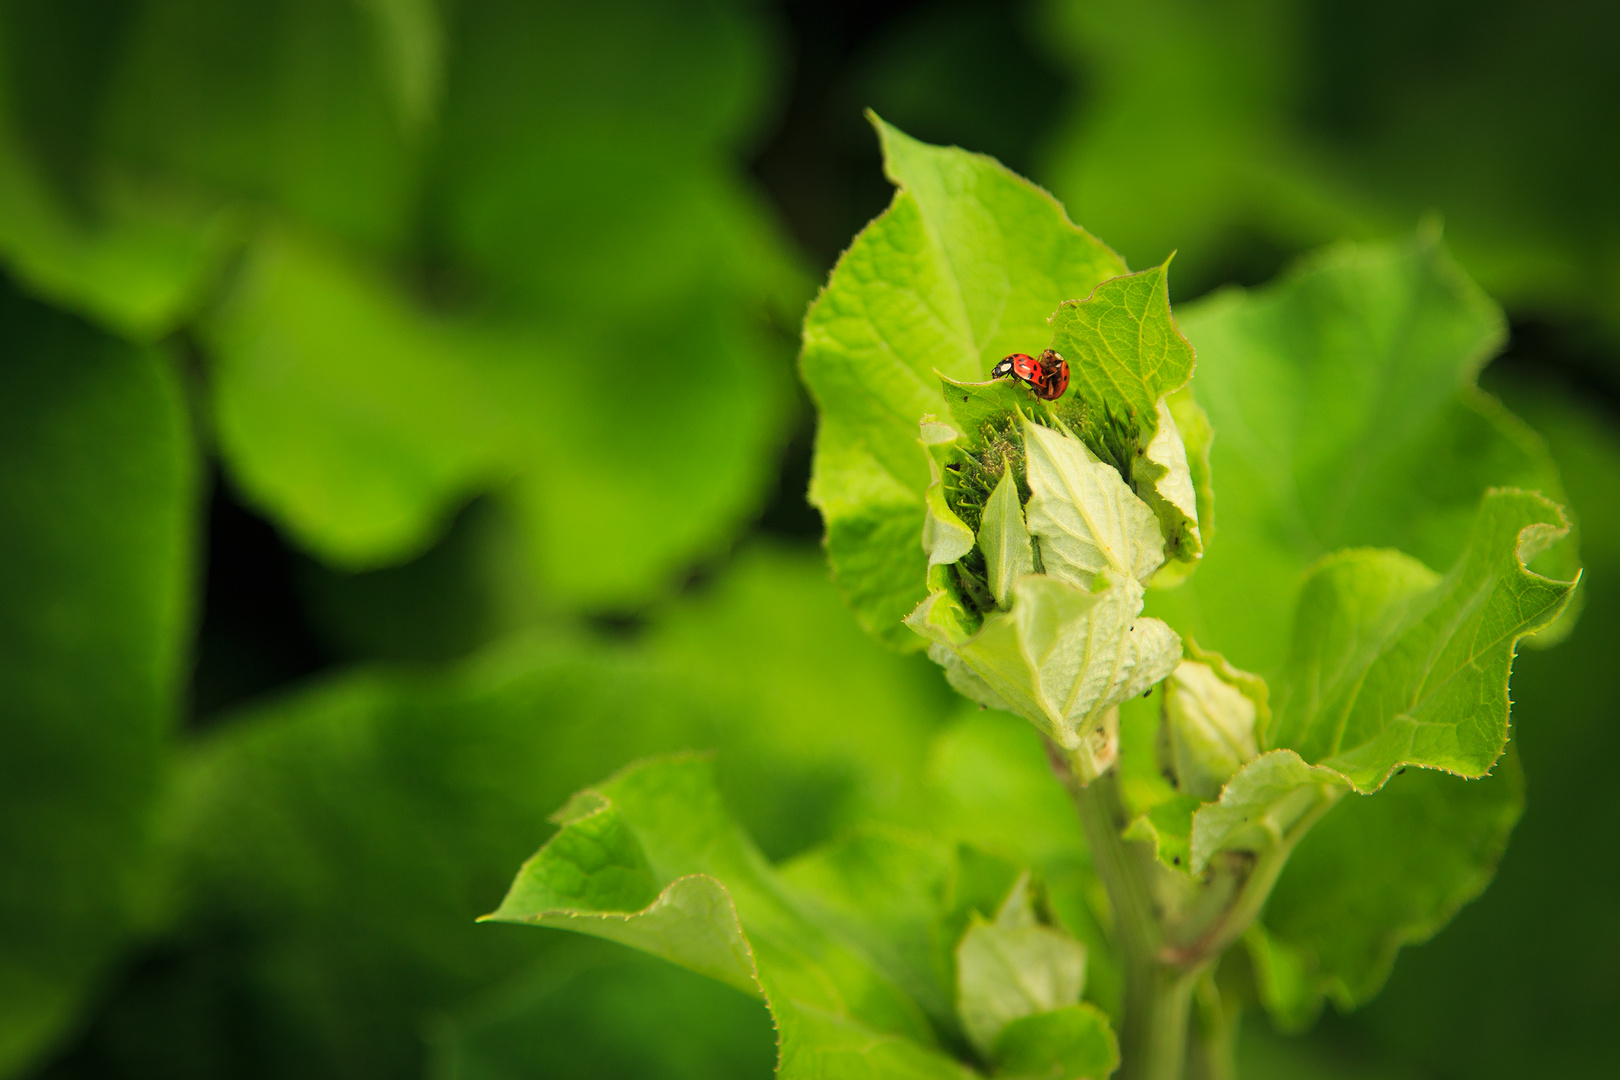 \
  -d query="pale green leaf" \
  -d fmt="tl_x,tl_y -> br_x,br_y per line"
1273,489 -> 1577,792
1149,388 -> 1215,589
1188,751 -> 1348,875
994,1004 -> 1120,1080
922,421 -> 978,568
804,117 -> 1126,649
1023,419 -> 1166,587
909,573 -> 1180,766
979,465 -> 1036,609
488,755 -> 975,1079
956,875 -> 1087,1058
